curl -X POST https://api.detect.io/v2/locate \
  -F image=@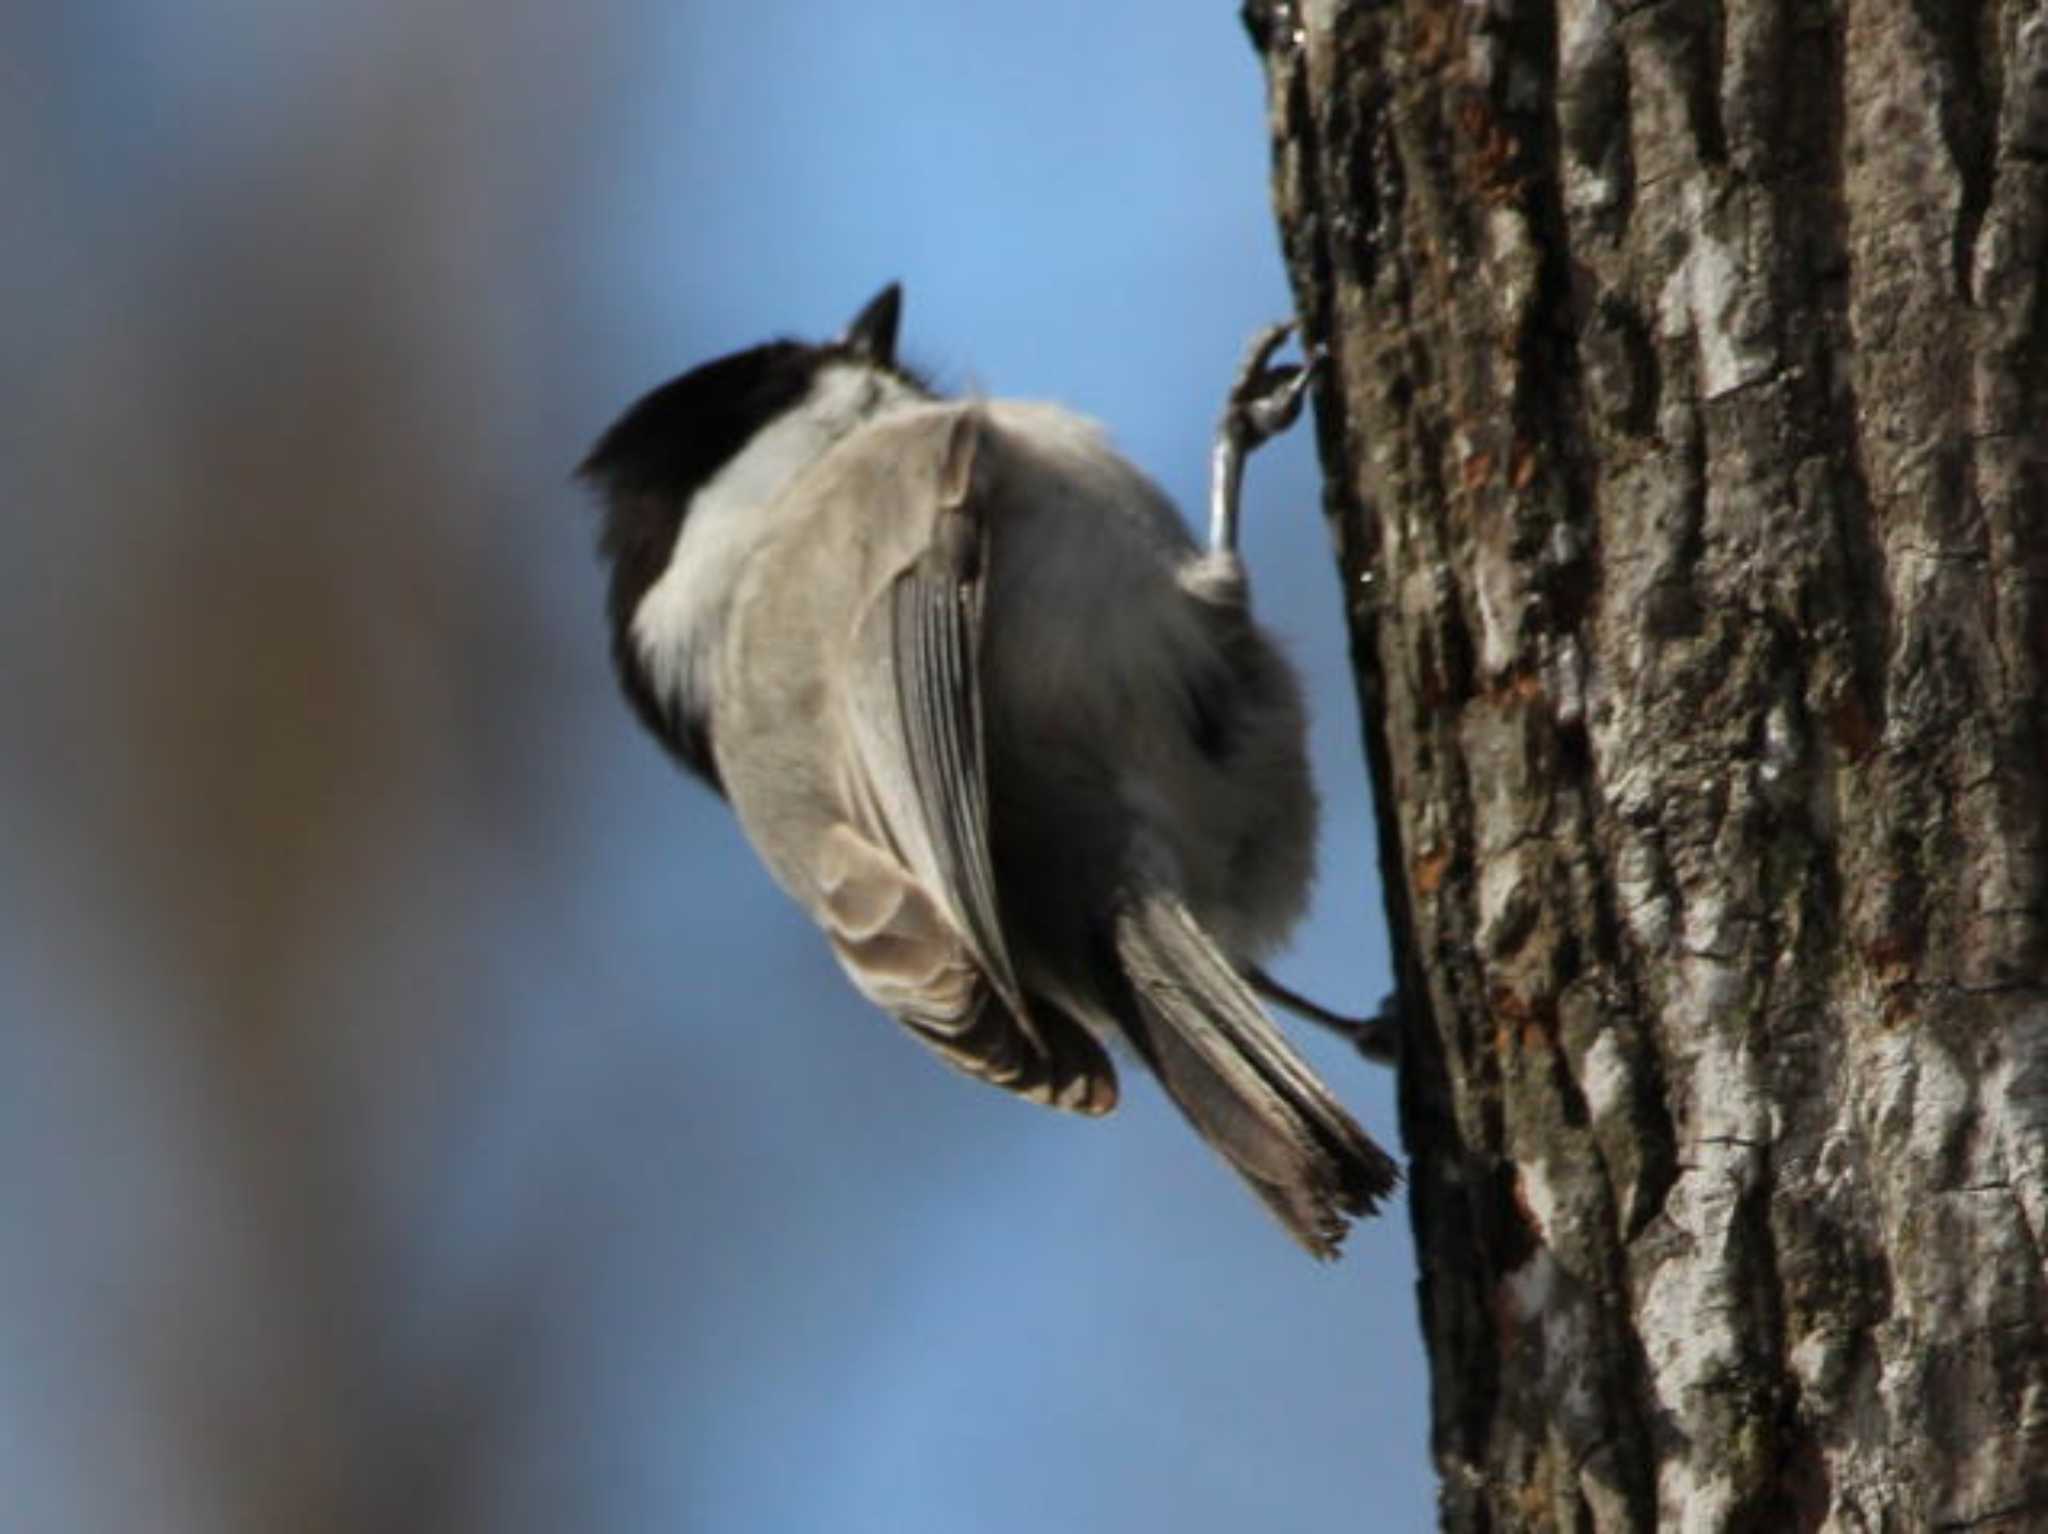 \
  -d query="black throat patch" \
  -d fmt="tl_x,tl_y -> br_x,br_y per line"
579,342 -> 825,791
